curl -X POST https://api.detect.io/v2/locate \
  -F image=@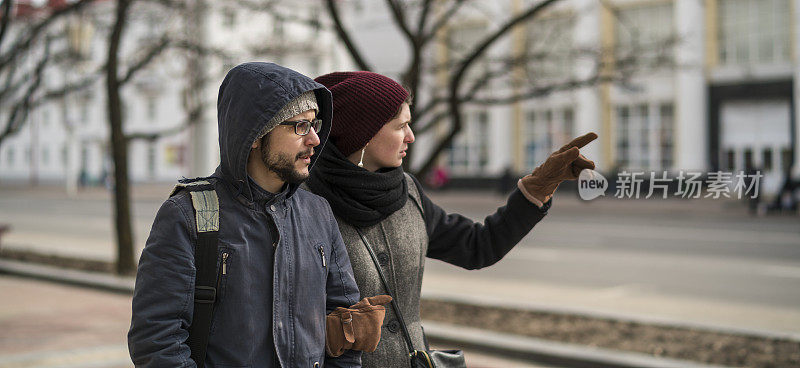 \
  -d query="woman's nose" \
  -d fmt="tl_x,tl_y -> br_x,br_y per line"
405,126 -> 415,143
